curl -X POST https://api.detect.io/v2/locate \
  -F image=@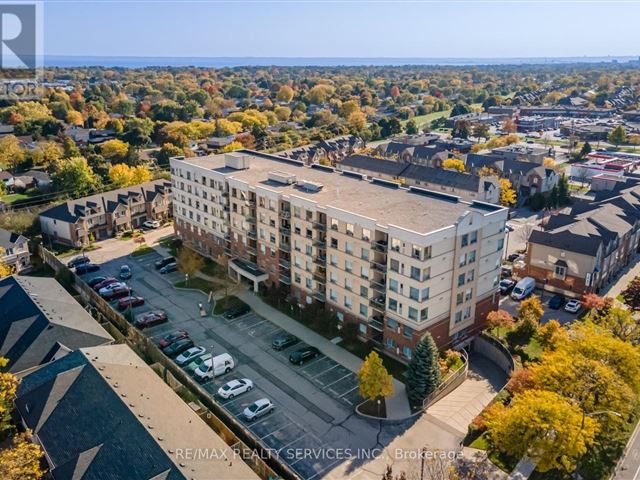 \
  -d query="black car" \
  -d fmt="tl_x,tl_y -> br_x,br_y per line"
86,276 -> 107,288
67,255 -> 90,268
289,346 -> 320,365
224,304 -> 251,319
75,263 -> 100,275
155,256 -> 176,270
163,338 -> 195,358
507,253 -> 521,262
272,334 -> 299,351
548,295 -> 565,310
499,279 -> 516,295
